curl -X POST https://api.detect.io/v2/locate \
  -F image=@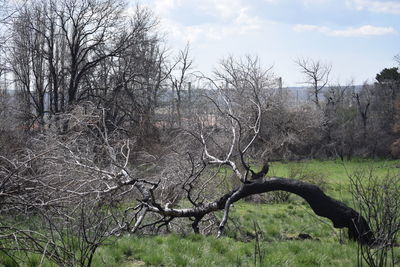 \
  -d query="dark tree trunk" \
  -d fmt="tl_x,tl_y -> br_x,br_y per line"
150,177 -> 374,245
237,178 -> 374,245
